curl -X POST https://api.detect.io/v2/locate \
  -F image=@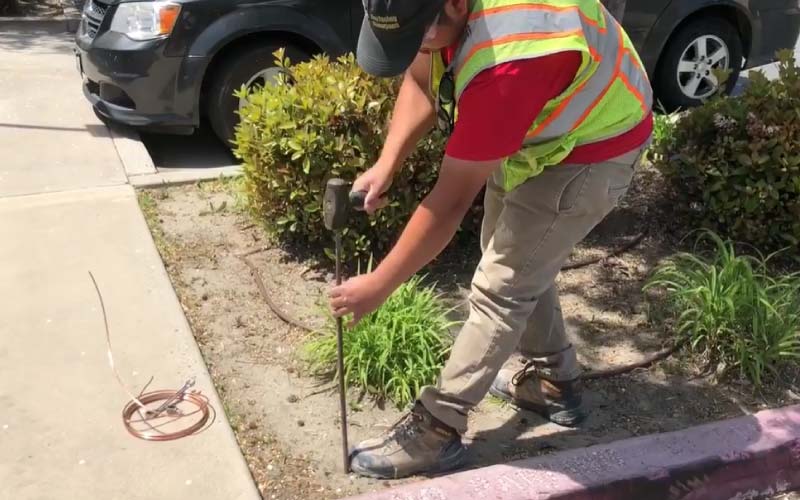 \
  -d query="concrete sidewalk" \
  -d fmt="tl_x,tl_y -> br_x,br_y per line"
0,21 -> 259,500
0,21 -> 127,198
